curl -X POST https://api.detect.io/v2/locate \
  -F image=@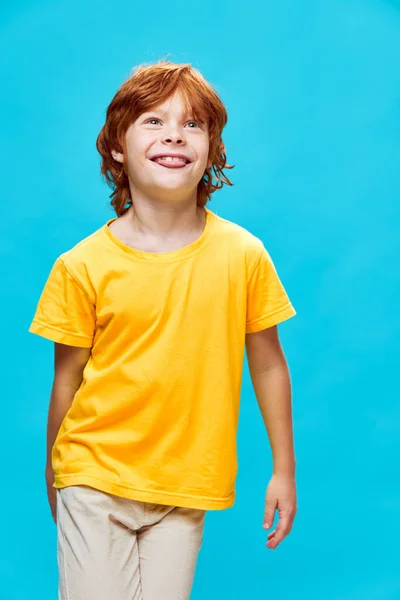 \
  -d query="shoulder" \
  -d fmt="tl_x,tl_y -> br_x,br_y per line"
49,220 -> 110,298
56,220 -> 109,271
210,209 -> 265,264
